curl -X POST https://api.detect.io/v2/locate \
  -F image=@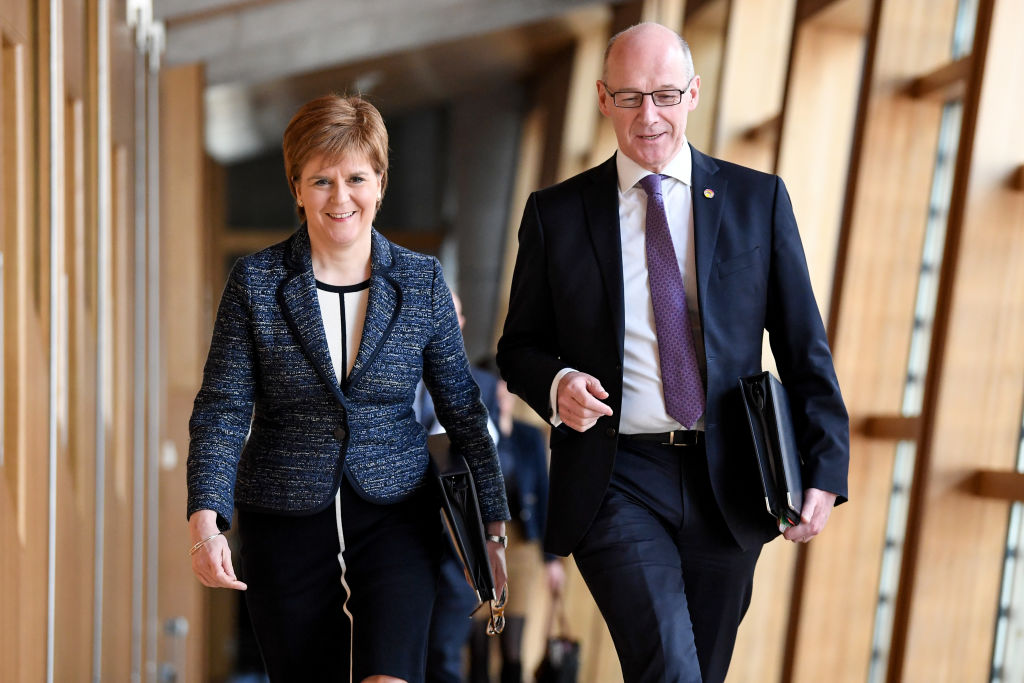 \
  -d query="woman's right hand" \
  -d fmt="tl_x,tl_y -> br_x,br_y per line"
188,510 -> 247,591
